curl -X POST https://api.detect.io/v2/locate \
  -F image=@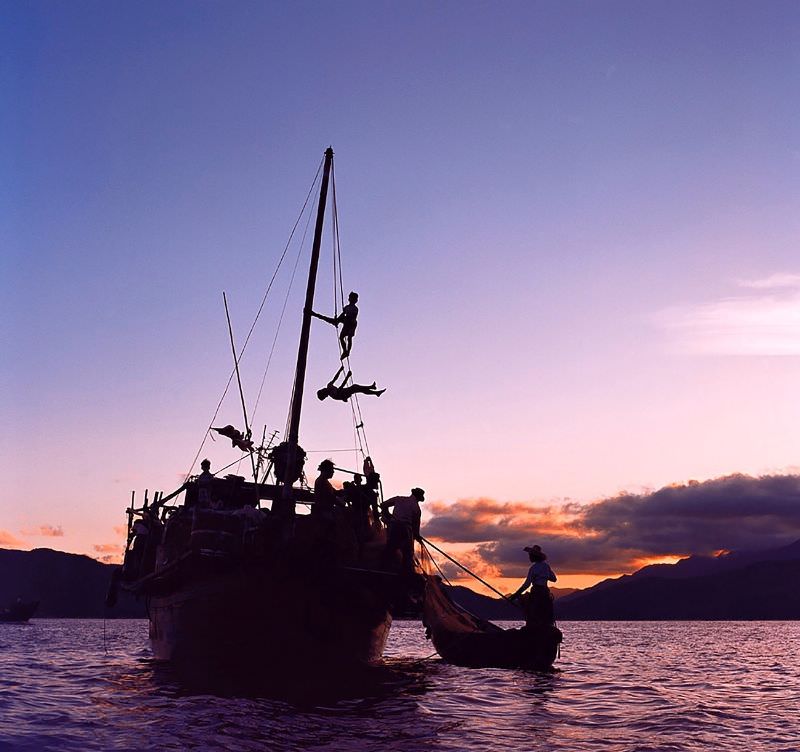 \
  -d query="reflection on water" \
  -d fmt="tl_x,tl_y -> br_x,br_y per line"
1,619 -> 799,751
